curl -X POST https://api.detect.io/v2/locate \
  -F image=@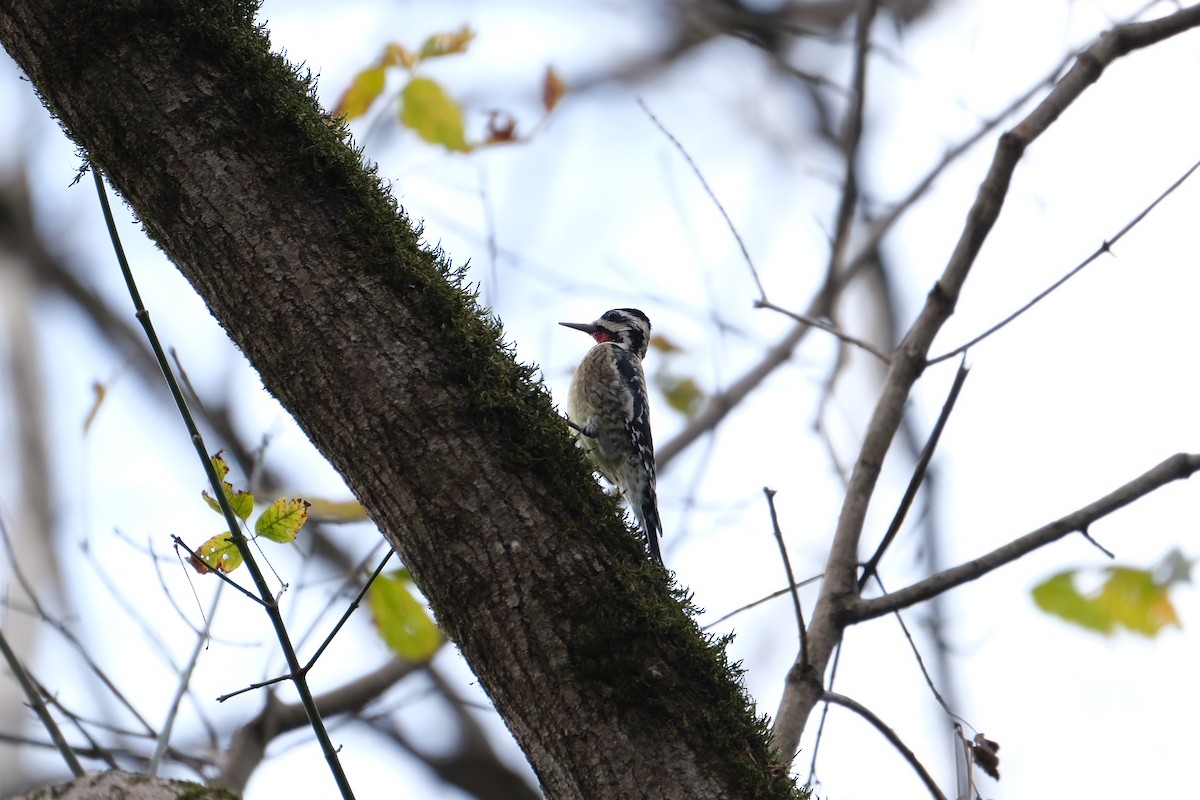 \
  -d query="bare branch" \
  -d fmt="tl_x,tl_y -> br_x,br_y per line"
858,359 -> 969,589
774,4 -> 1200,761
763,488 -> 808,655
822,691 -> 947,800
0,627 -> 84,776
853,453 -> 1200,621
824,0 -> 878,287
